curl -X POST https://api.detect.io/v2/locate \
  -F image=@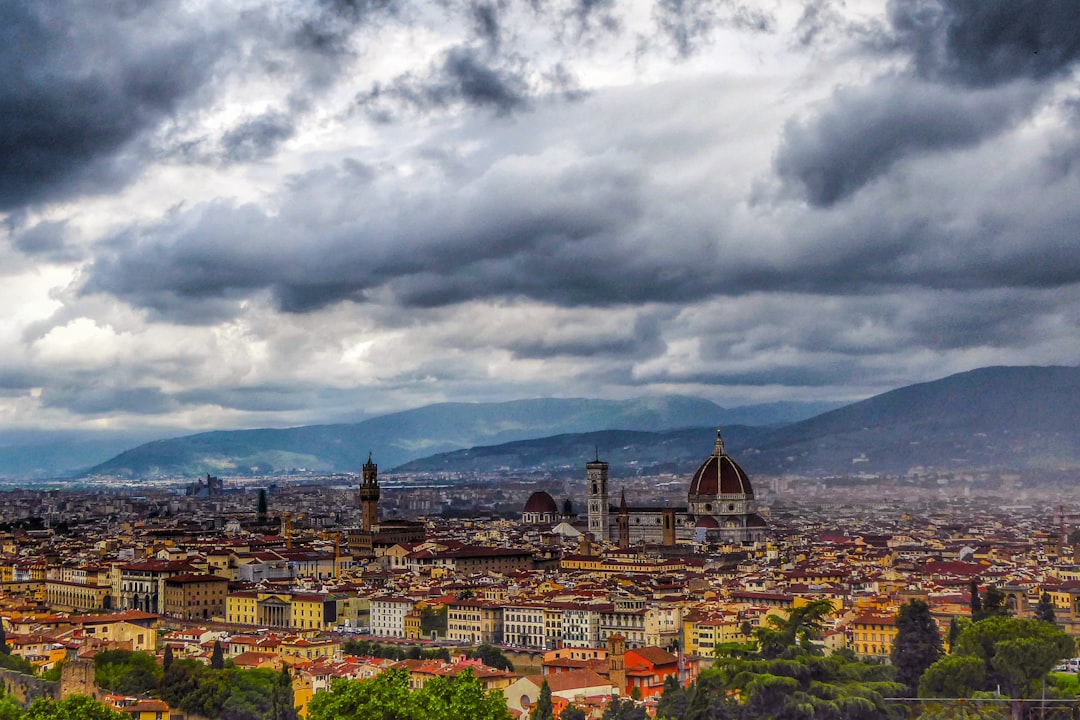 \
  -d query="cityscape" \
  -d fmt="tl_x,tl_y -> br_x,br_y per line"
0,427 -> 1079,718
